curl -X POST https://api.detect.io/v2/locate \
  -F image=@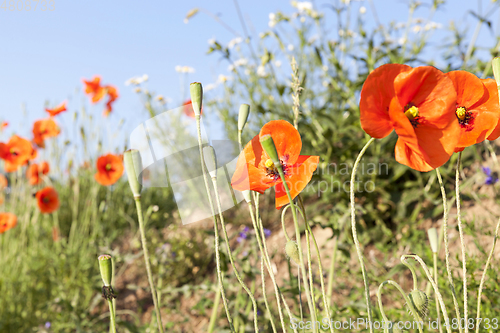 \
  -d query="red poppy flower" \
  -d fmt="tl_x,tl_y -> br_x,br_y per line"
445,71 -> 500,151
231,120 -> 319,209
1,122 -> 8,131
103,85 -> 119,117
83,76 -> 106,103
45,101 -> 67,117
27,161 -> 50,185
94,154 -> 124,186
0,135 -> 35,172
0,213 -> 17,234
36,187 -> 60,213
0,174 -> 7,189
360,64 -> 459,172
183,99 -> 202,118
33,118 -> 61,148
